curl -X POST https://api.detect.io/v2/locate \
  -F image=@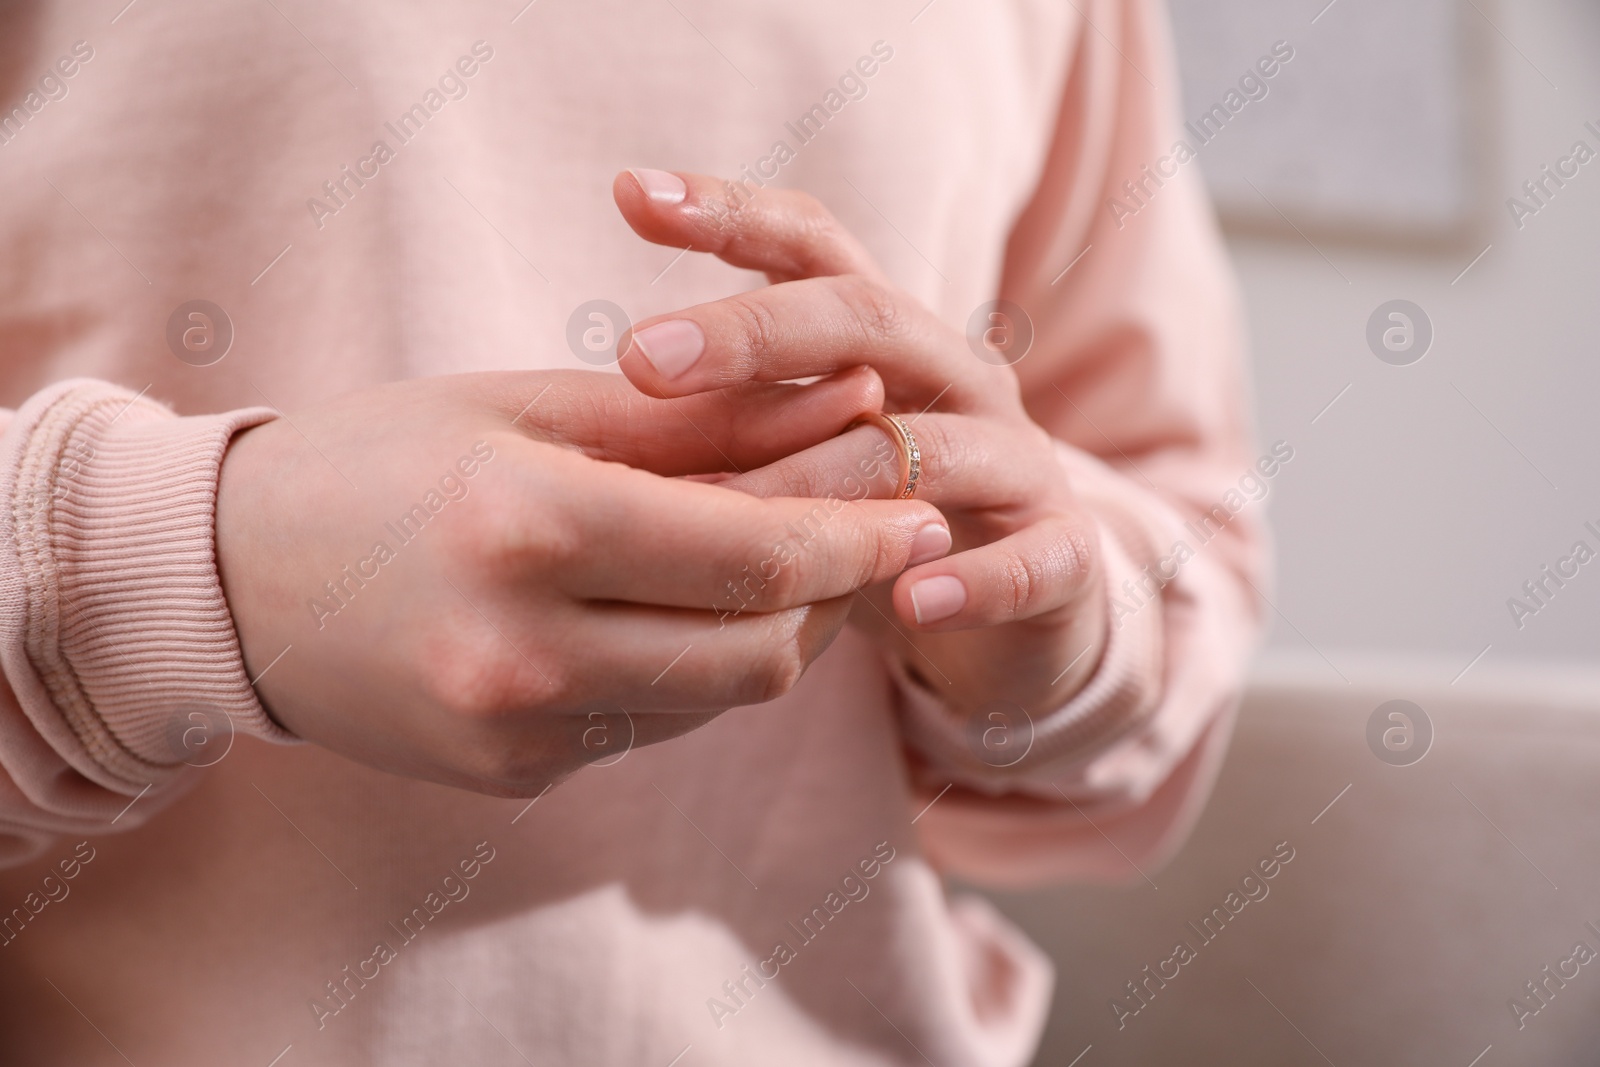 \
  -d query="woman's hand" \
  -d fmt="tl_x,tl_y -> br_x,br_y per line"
613,170 -> 1108,717
215,369 -> 951,796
